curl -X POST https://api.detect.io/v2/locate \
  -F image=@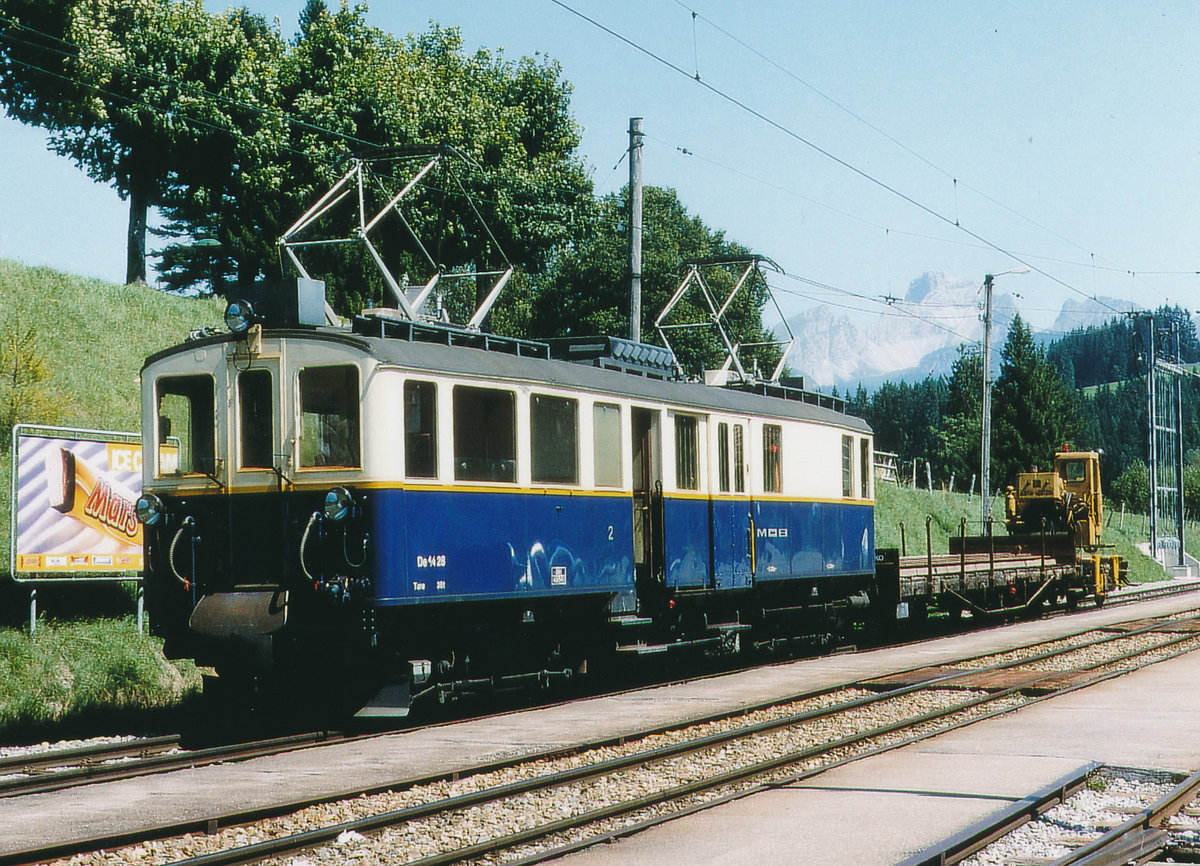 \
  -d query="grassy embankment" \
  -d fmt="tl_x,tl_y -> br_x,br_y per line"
875,481 -> 1173,585
0,259 -> 221,739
